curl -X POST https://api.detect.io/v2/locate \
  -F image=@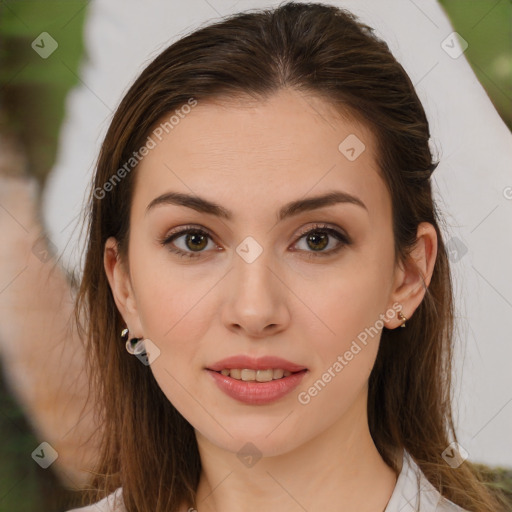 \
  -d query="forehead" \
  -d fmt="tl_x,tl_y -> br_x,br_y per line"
133,88 -> 390,222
